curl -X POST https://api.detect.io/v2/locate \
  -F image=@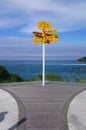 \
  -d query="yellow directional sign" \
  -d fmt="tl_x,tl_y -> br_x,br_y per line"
33,37 -> 50,44
42,39 -> 50,43
33,41 -> 41,44
32,34 -> 59,44
46,34 -> 59,38
47,37 -> 58,42
33,31 -> 59,38
38,21 -> 51,29
33,32 -> 43,38
32,37 -> 42,44
32,21 -> 59,44
33,37 -> 58,44
45,29 -> 57,33
32,37 -> 42,41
